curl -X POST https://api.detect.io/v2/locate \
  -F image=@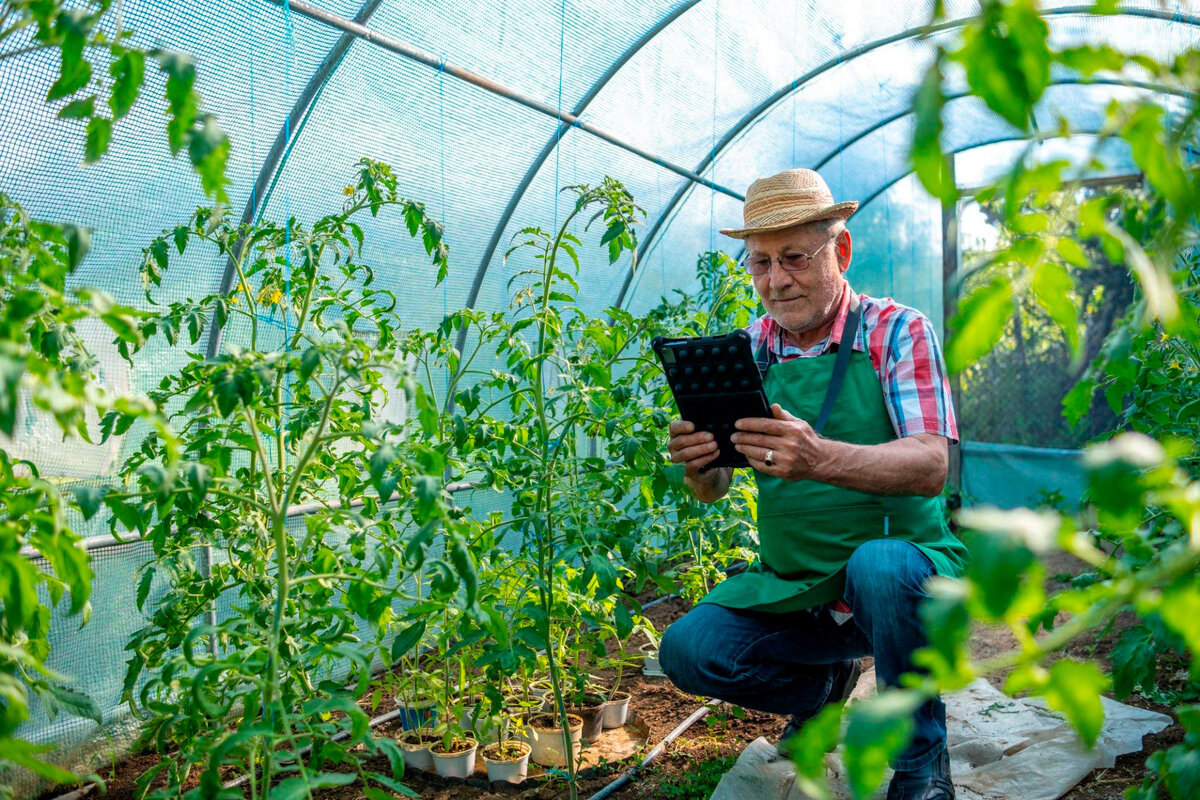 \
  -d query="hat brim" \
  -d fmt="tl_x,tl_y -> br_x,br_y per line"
719,201 -> 859,240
